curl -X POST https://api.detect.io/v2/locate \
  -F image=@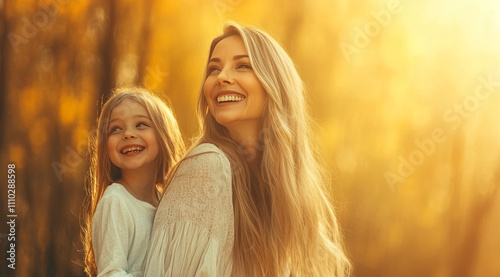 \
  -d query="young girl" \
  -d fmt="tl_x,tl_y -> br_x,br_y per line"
143,22 -> 351,276
82,87 -> 185,276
